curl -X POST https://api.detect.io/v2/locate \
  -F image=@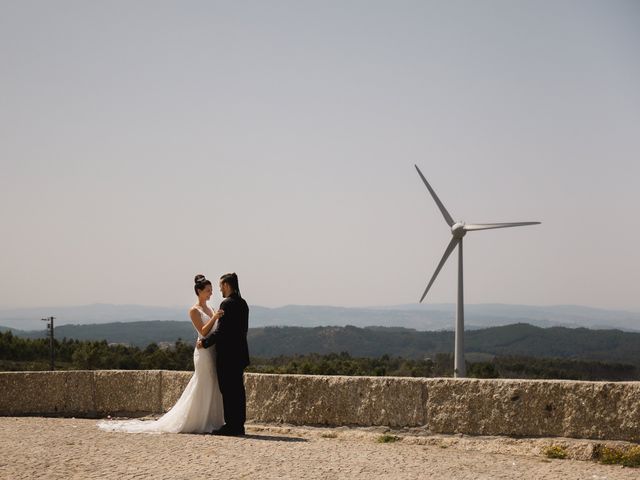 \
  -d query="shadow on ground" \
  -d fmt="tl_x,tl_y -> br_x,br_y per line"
244,433 -> 308,443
